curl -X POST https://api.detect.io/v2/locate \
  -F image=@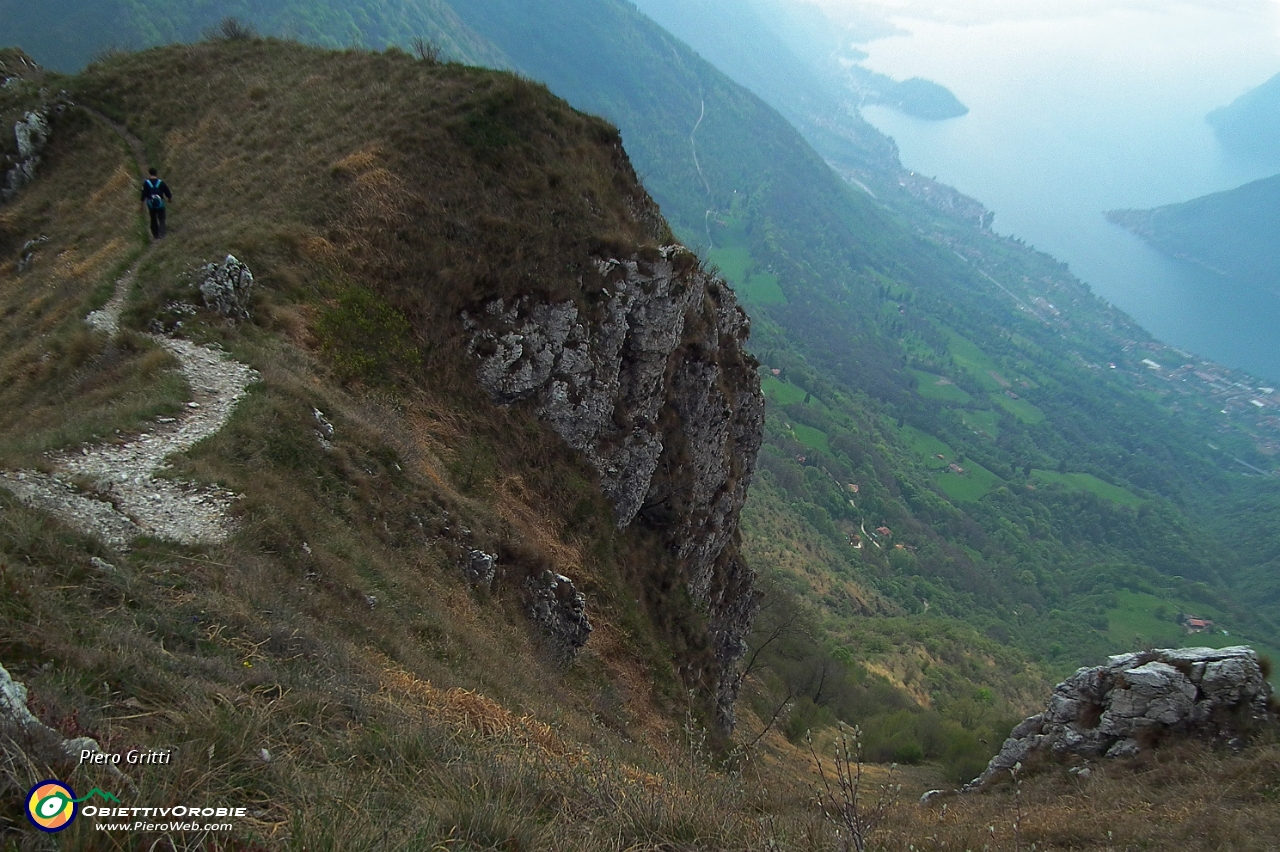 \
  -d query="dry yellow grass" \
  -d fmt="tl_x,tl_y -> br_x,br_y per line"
868,740 -> 1280,851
